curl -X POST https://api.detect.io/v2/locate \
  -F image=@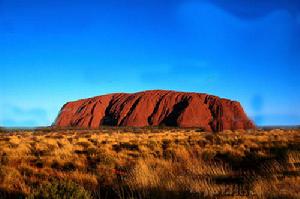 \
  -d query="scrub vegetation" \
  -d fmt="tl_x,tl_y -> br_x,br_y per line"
0,127 -> 299,198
